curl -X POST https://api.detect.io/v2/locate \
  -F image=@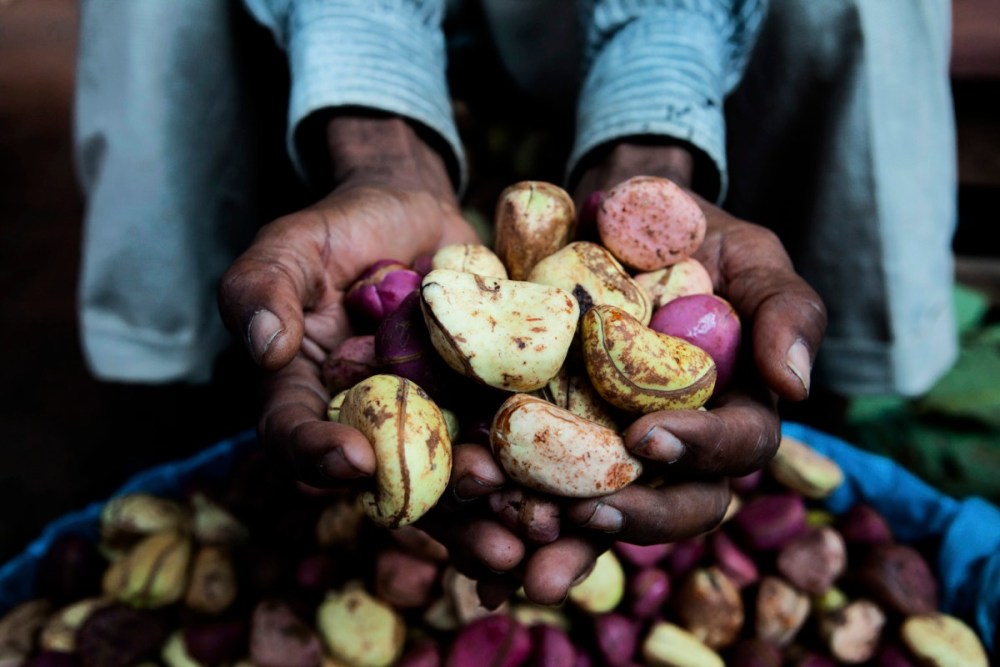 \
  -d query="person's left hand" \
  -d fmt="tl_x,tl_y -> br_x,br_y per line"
558,140 -> 827,545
